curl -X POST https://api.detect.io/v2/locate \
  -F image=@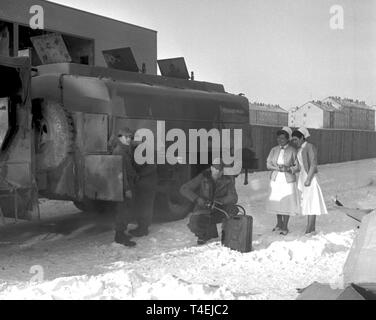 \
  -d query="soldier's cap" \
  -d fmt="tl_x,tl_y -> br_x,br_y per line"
118,127 -> 134,138
211,158 -> 225,170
